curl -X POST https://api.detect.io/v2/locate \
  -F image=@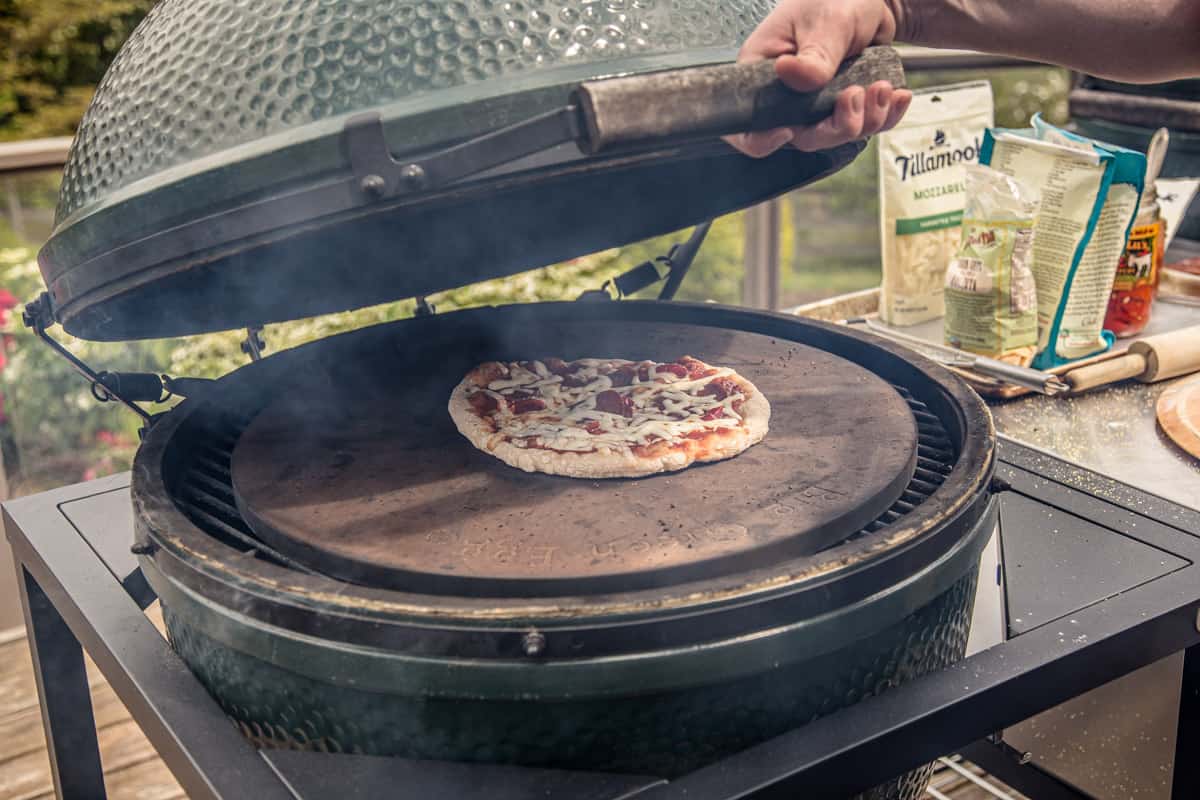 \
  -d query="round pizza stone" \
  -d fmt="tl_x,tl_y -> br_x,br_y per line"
230,318 -> 918,596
